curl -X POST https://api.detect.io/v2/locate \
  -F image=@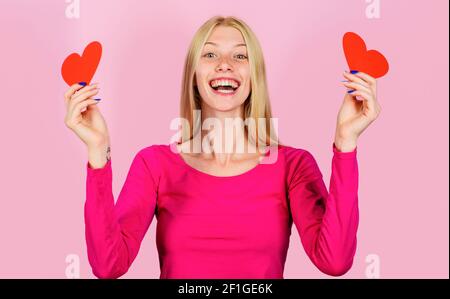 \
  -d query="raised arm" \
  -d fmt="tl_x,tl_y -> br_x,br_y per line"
85,148 -> 158,279
287,143 -> 359,276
